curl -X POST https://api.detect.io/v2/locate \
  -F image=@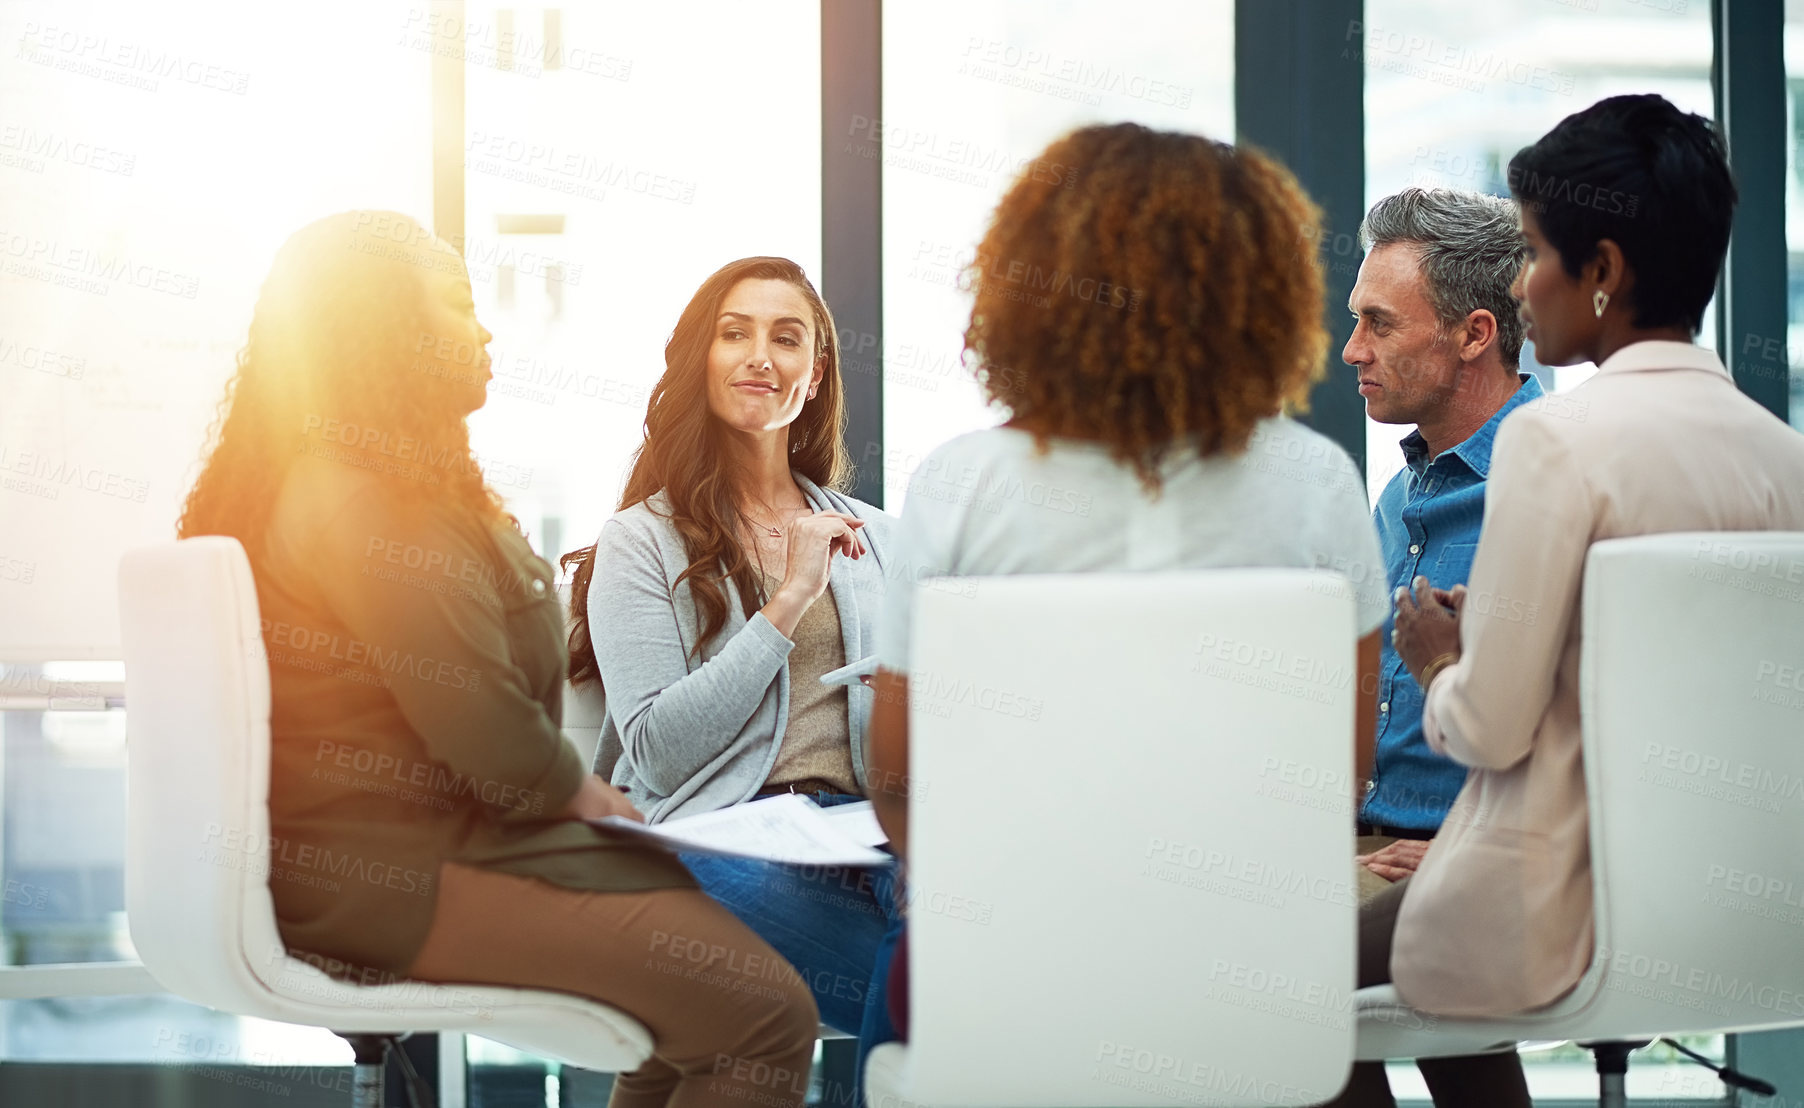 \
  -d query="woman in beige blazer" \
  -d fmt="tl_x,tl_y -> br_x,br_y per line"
1327,94 -> 1804,1107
